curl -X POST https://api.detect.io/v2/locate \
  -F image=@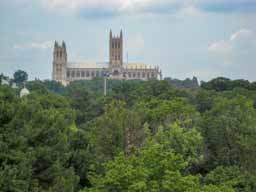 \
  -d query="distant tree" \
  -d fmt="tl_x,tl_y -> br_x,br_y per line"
201,77 -> 232,91
13,70 -> 28,86
138,98 -> 200,131
0,73 -> 4,84
66,82 -> 104,125
43,80 -> 65,93
165,76 -> 199,89
194,90 -> 217,113
201,96 -> 256,172
26,80 -> 48,94
201,77 -> 255,92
